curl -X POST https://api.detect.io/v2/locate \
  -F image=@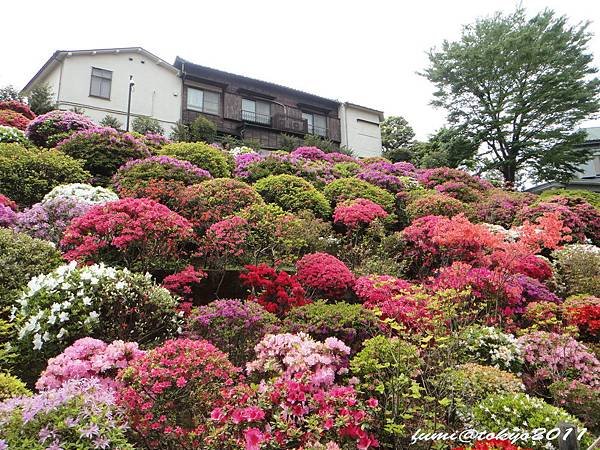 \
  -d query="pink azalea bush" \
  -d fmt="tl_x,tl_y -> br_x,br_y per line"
296,252 -> 355,299
333,198 -> 389,230
354,275 -> 413,304
26,110 -> 96,147
36,337 -> 144,391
